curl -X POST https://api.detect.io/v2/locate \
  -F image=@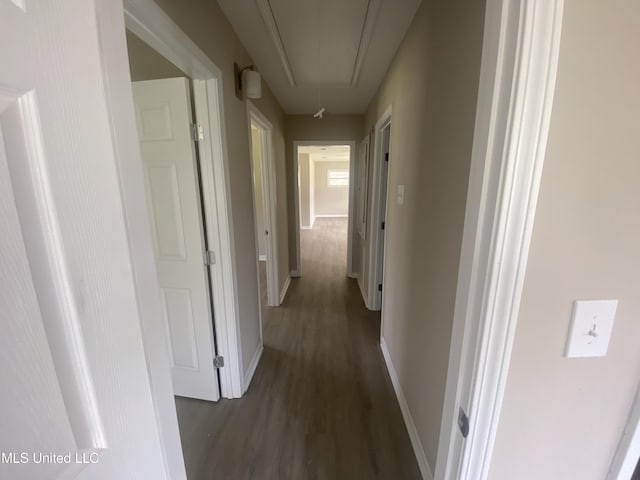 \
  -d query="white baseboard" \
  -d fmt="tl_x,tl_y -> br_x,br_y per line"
314,214 -> 348,218
300,226 -> 312,230
258,255 -> 266,262
381,338 -> 433,480
243,343 -> 263,393
279,273 -> 292,304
